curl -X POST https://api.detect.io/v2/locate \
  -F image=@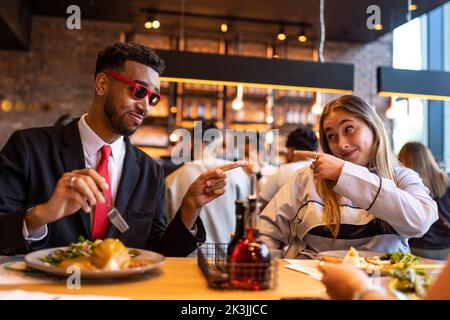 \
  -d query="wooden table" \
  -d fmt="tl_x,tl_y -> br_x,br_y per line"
0,258 -> 327,300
